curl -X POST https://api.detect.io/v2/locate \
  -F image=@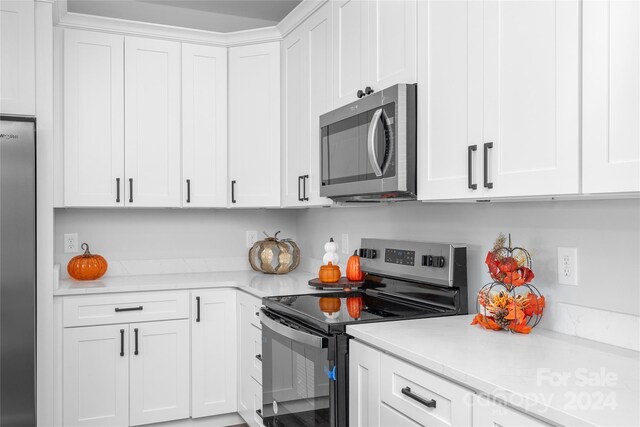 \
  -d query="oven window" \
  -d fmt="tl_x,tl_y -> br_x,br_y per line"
262,322 -> 331,427
321,103 -> 396,186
